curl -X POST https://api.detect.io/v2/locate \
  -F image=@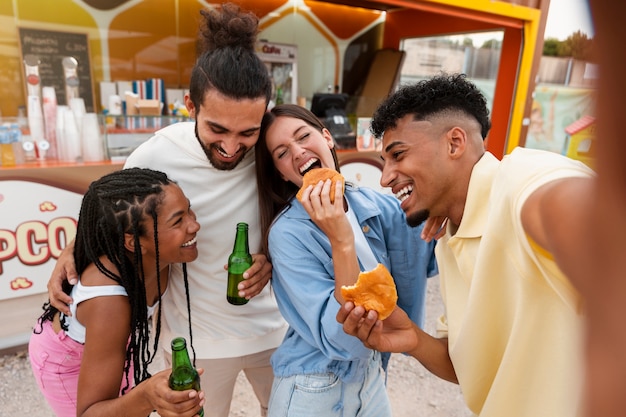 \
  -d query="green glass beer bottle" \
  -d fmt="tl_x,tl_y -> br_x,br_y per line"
168,337 -> 204,417
275,86 -> 284,105
227,222 -> 252,305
